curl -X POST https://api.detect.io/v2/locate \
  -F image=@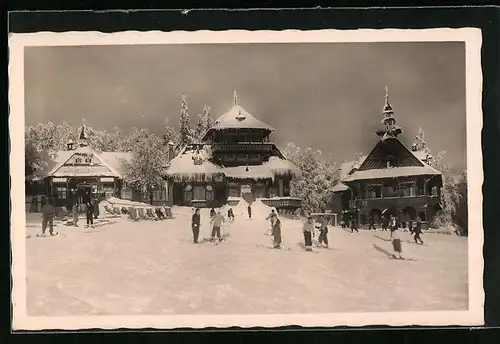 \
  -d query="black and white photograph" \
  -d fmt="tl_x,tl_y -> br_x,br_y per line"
9,28 -> 483,329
